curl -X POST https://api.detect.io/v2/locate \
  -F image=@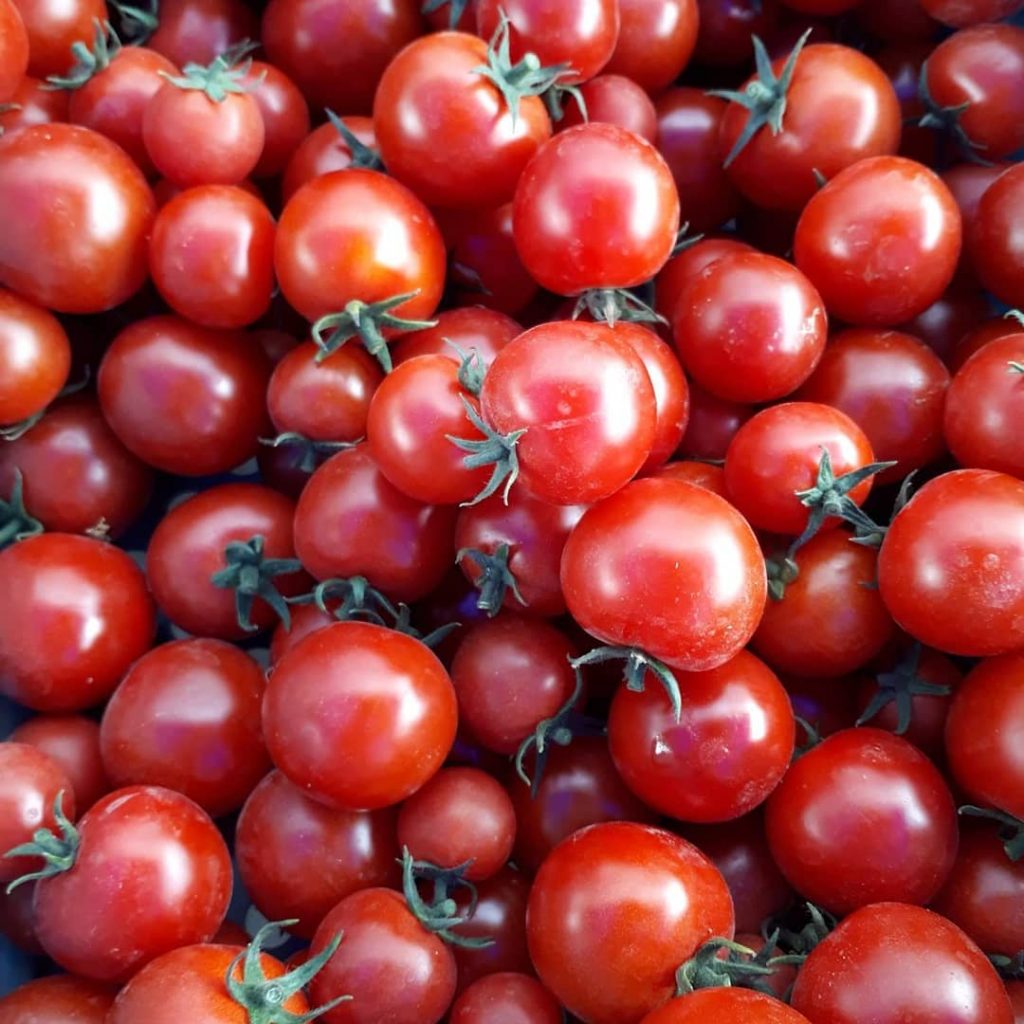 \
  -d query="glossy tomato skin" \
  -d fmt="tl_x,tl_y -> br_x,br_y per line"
12,0 -> 103,77
0,125 -> 154,313
794,156 -> 962,327
0,75 -> 69,132
527,822 -> 734,1024
147,483 -> 304,640
790,903 -> 1014,1024
609,651 -> 795,822
0,535 -> 155,712
293,445 -> 457,603
308,887 -> 458,1024
374,32 -> 551,210
99,640 -> 269,816
878,470 -> 1024,656
33,785 -> 232,982
242,60 -> 310,178
0,0 -> 28,102
263,621 -> 458,810
562,74 -> 658,141
236,770 -> 398,939
604,0 -> 698,93
969,163 -> 1024,308
480,319 -> 657,505
765,728 -> 958,914
281,115 -> 376,202
677,381 -> 754,461
513,124 -> 679,295
98,316 -> 272,476
694,0 -> 781,67
148,0 -> 257,67
450,972 -> 563,1024
721,45 -> 901,212
950,316 -> 1021,373
921,0 -> 1024,25
562,477 -> 766,671
0,975 -> 116,1024
392,307 -> 521,369
0,288 -> 70,426
640,988 -> 812,1024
